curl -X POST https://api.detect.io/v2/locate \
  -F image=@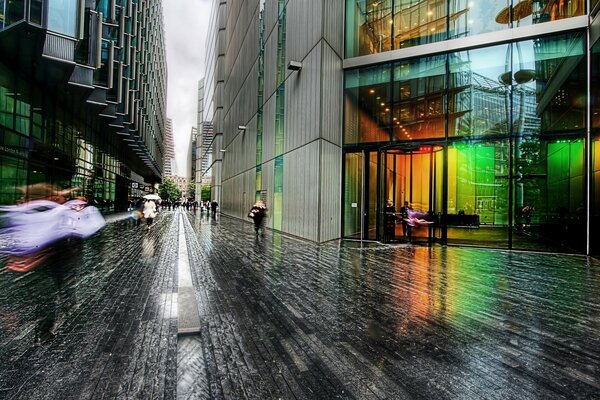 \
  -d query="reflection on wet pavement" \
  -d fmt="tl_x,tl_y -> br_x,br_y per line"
179,212 -> 600,399
1,209 -> 599,399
